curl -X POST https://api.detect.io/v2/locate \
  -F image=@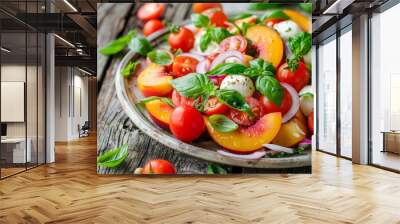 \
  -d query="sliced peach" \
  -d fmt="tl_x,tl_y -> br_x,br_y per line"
145,99 -> 174,129
245,25 -> 284,68
205,112 -> 282,153
137,63 -> 173,97
283,9 -> 311,32
272,111 -> 308,147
